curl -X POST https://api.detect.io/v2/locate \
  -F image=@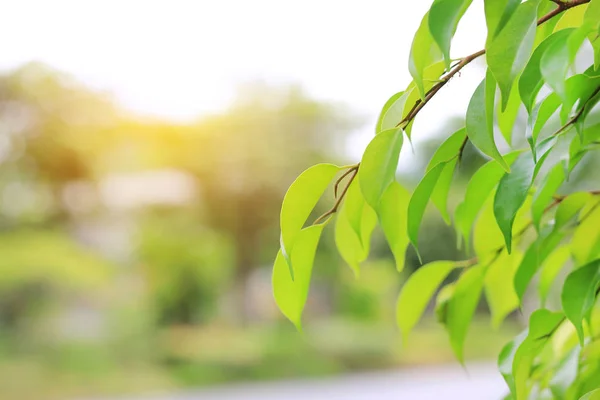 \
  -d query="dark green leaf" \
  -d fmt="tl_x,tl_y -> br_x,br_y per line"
532,162 -> 565,230
280,163 -> 340,275
446,264 -> 486,363
378,182 -> 411,272
409,12 -> 443,99
561,259 -> 600,344
494,152 -> 535,253
396,260 -> 456,343
455,152 -> 520,250
519,29 -> 573,113
359,127 -> 403,210
429,0 -> 473,68
487,0 -> 539,111
466,74 -> 510,171
273,223 -> 327,330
